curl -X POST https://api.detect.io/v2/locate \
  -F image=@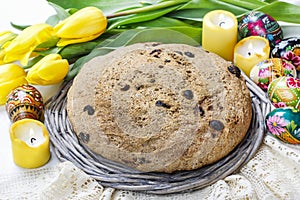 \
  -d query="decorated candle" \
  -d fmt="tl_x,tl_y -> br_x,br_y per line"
234,36 -> 270,76
202,10 -> 237,61
9,119 -> 50,168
